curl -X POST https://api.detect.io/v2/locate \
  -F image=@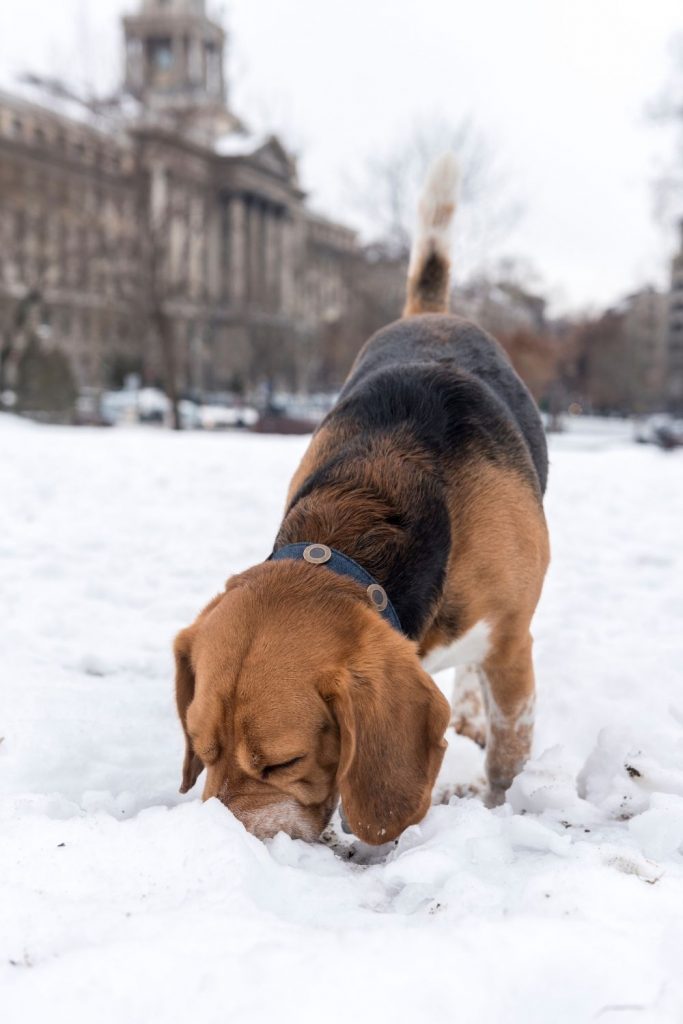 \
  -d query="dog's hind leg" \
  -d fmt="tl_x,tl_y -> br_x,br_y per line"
431,665 -> 487,806
450,664 -> 487,748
